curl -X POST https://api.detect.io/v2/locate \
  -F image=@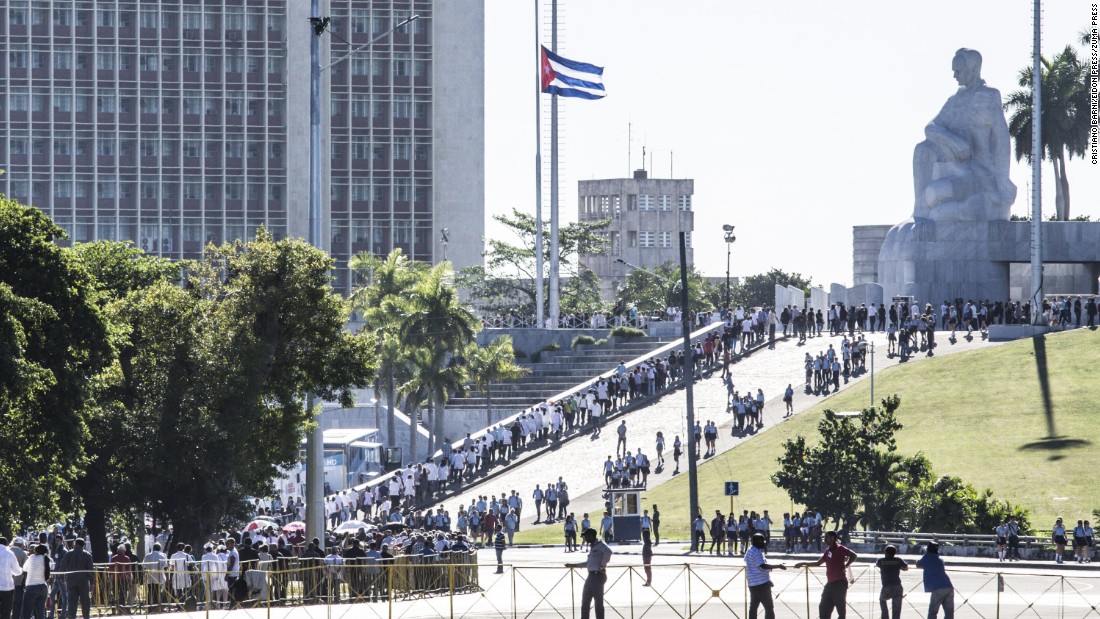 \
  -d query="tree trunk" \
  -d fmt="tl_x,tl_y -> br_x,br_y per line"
408,404 -> 418,463
1053,153 -> 1070,220
485,382 -> 493,428
386,367 -> 396,448
426,404 -> 435,455
373,380 -> 382,435
84,503 -> 110,563
434,396 -> 445,455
